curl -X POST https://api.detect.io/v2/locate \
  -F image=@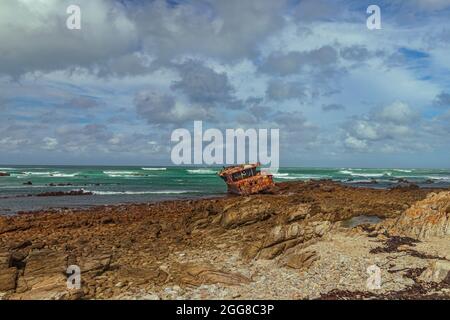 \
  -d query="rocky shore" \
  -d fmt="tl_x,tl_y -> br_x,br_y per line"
0,180 -> 449,300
